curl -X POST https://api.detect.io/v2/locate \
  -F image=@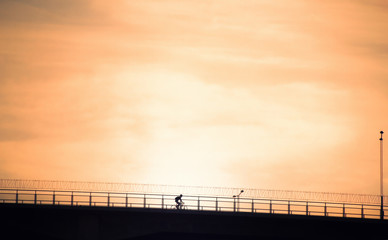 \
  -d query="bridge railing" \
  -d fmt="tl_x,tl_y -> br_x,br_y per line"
0,189 -> 386,220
